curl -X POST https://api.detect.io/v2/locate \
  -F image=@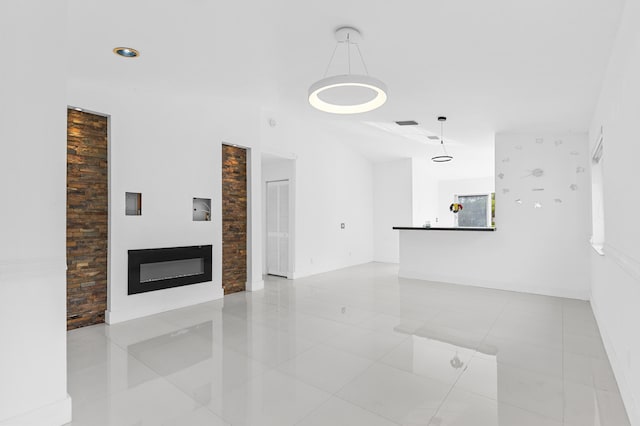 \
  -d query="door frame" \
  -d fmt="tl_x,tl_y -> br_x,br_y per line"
261,153 -> 296,279
265,179 -> 292,278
